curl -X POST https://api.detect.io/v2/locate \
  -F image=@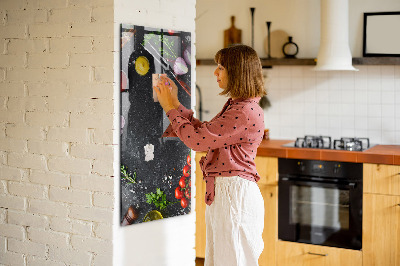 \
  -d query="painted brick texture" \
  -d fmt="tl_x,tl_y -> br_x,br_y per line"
0,0 -> 114,264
